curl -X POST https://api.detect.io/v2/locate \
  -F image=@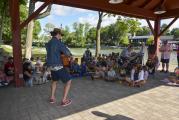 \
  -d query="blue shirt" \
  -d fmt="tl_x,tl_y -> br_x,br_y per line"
46,37 -> 72,67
